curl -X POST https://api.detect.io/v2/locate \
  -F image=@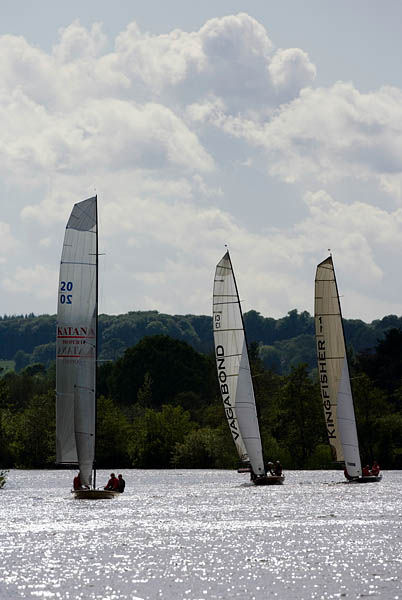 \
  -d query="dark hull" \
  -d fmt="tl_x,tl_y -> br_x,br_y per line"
253,475 -> 284,486
348,475 -> 382,484
72,489 -> 119,499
